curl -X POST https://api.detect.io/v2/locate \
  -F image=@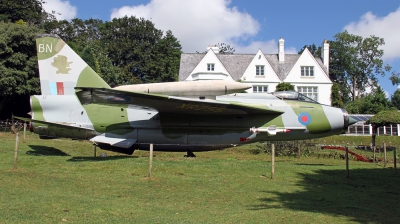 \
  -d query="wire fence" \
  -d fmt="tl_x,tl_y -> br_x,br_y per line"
1,119 -> 397,163
248,138 -> 399,163
0,119 -> 26,133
